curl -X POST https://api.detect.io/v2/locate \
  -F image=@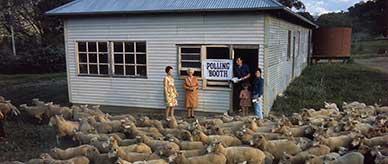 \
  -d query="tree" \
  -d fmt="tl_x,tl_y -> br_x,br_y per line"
316,12 -> 352,28
277,0 -> 305,10
297,12 -> 315,22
